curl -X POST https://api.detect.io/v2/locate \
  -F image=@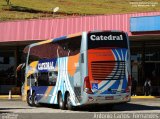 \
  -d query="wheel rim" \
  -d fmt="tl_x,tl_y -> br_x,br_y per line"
29,95 -> 32,104
59,95 -> 63,108
34,95 -> 38,105
67,94 -> 71,108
